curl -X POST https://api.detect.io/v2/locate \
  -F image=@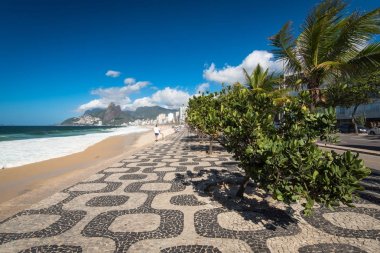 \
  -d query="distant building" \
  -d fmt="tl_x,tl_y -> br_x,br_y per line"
156,113 -> 166,124
179,106 -> 187,124
167,113 -> 174,123
336,99 -> 380,126
75,115 -> 102,125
